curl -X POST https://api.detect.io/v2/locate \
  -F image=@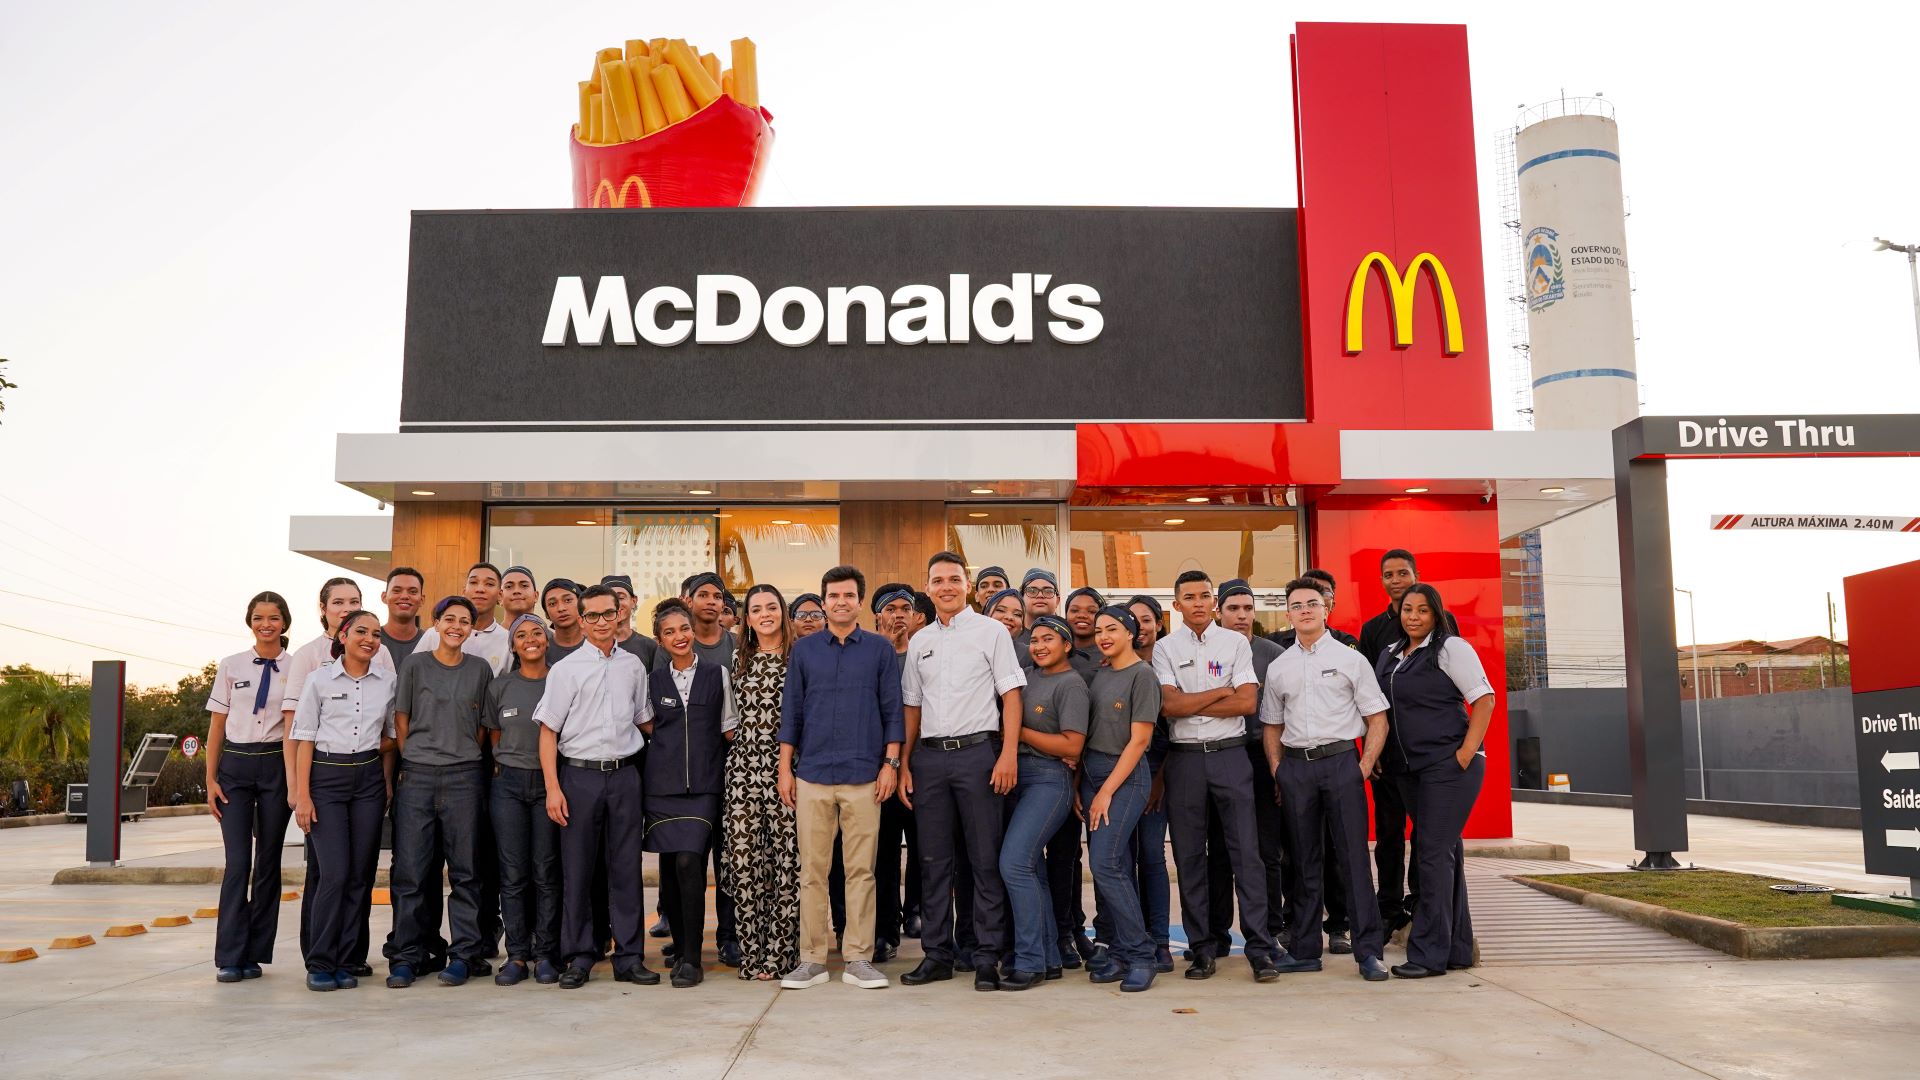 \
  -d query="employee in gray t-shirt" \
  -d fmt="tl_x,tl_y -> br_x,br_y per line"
483,614 -> 563,984
388,596 -> 495,988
